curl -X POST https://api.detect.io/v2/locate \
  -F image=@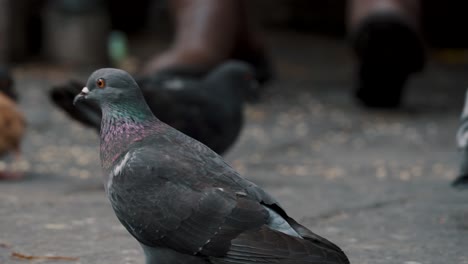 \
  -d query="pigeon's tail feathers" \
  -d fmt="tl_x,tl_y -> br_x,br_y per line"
50,80 -> 102,130
259,203 -> 349,263
452,174 -> 468,189
214,226 -> 349,264
286,217 -> 349,263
